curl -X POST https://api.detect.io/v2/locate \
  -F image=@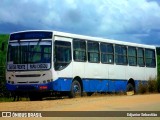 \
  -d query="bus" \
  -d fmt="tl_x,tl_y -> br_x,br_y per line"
6,30 -> 157,100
